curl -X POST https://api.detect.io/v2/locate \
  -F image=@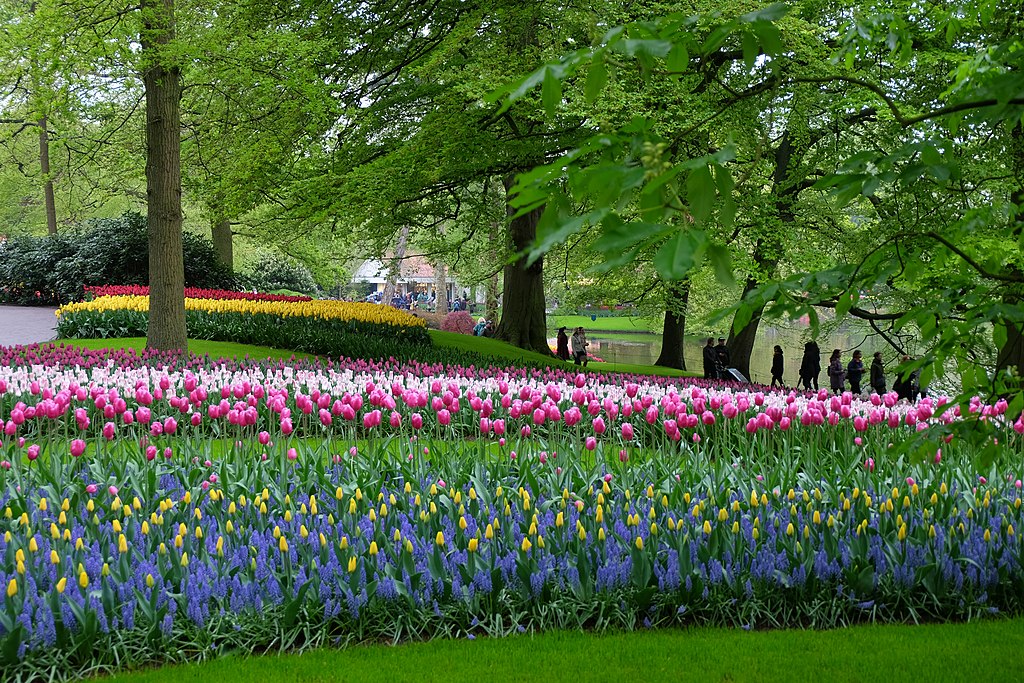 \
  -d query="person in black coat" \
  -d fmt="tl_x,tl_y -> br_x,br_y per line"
799,341 -> 821,391
702,337 -> 717,379
846,350 -> 865,395
893,355 -> 914,401
555,327 -> 570,361
715,337 -> 730,379
770,345 -> 785,388
869,352 -> 886,394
